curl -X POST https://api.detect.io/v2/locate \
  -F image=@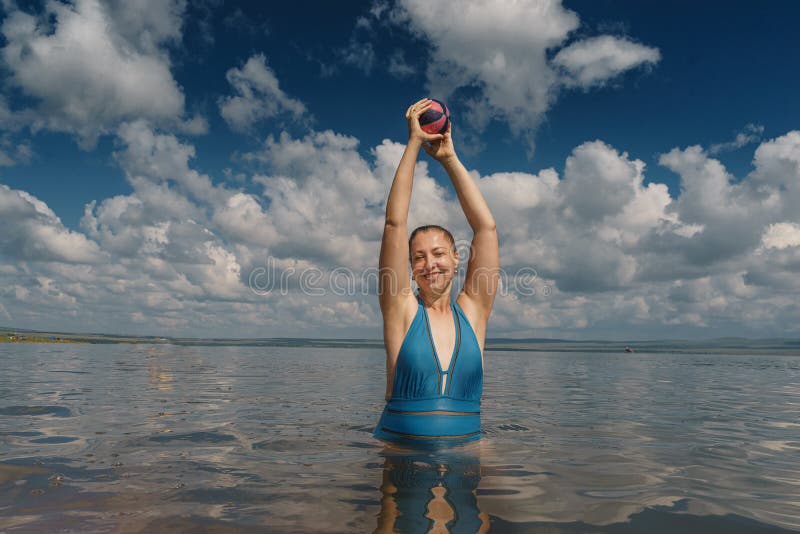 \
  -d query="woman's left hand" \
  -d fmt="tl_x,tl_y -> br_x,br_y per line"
422,122 -> 457,164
